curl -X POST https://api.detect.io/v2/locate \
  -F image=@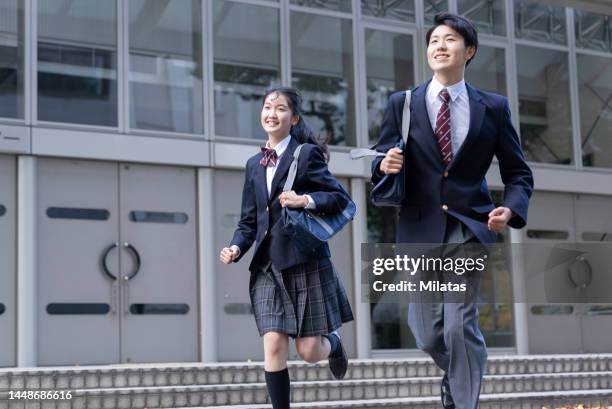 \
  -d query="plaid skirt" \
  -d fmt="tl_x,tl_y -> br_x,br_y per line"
249,257 -> 354,338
